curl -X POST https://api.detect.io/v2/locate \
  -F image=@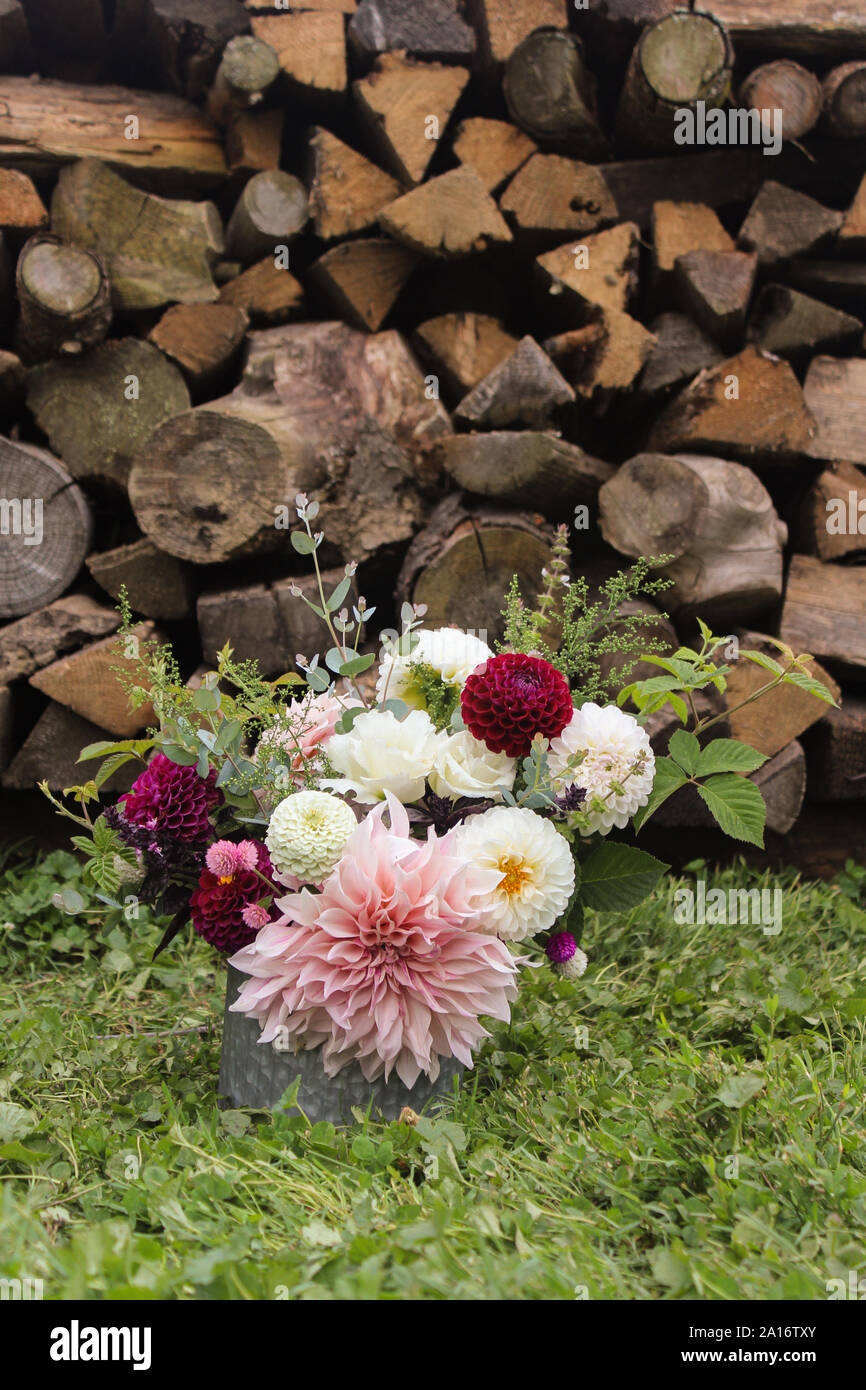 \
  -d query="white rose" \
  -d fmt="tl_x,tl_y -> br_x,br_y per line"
322,708 -> 441,804
376,627 -> 492,711
430,731 -> 516,801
